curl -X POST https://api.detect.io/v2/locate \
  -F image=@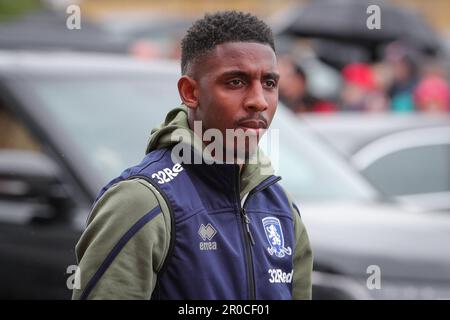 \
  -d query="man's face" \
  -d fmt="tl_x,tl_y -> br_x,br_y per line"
190,42 -> 279,158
